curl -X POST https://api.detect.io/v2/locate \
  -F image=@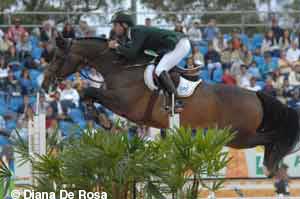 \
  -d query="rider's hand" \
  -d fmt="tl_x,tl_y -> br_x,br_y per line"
108,40 -> 119,49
